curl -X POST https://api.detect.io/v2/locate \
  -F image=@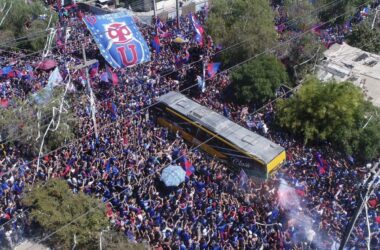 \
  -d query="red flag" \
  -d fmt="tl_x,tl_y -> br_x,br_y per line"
0,99 -> 9,108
